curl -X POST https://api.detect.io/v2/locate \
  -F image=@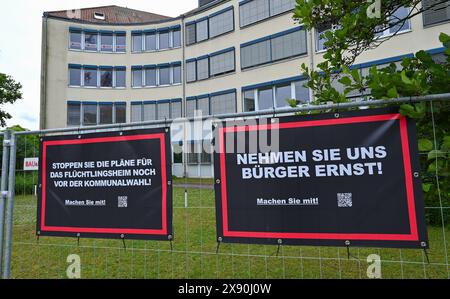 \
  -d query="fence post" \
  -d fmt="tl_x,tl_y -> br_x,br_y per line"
0,130 -> 10,277
3,133 -> 16,279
